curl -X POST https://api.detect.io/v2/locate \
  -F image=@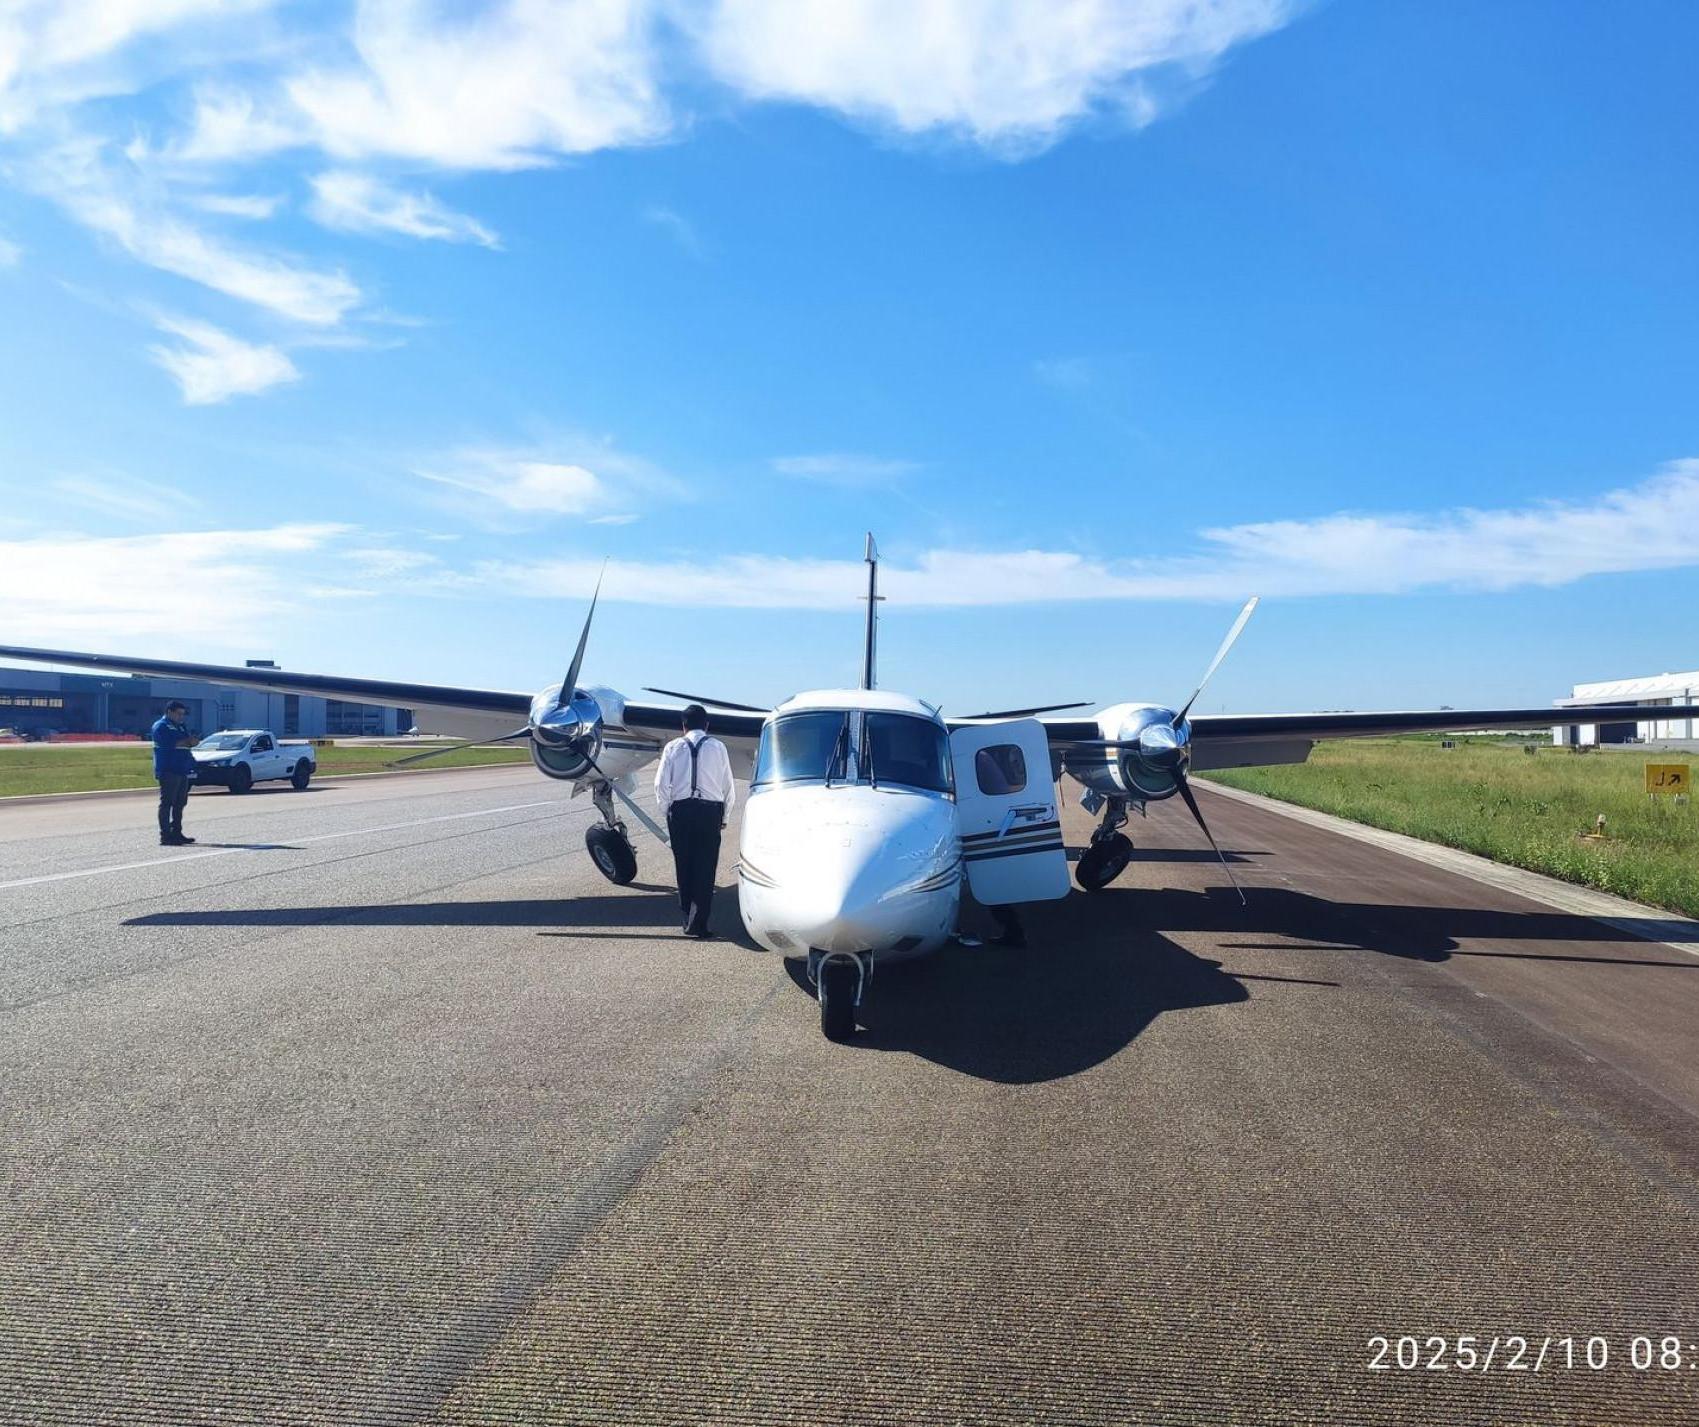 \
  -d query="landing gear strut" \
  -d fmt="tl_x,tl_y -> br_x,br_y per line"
809,949 -> 872,1042
585,782 -> 638,885
1075,793 -> 1135,892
